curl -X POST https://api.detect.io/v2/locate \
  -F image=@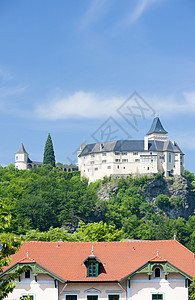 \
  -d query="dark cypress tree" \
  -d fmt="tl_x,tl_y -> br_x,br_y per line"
43,133 -> 56,167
